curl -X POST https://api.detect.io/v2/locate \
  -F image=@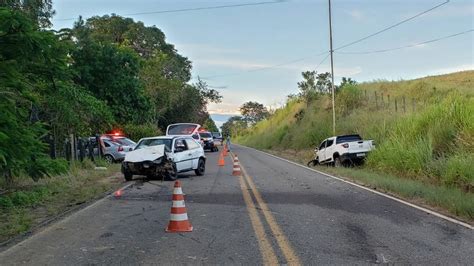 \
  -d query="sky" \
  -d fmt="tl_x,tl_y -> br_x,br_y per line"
52,0 -> 474,115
